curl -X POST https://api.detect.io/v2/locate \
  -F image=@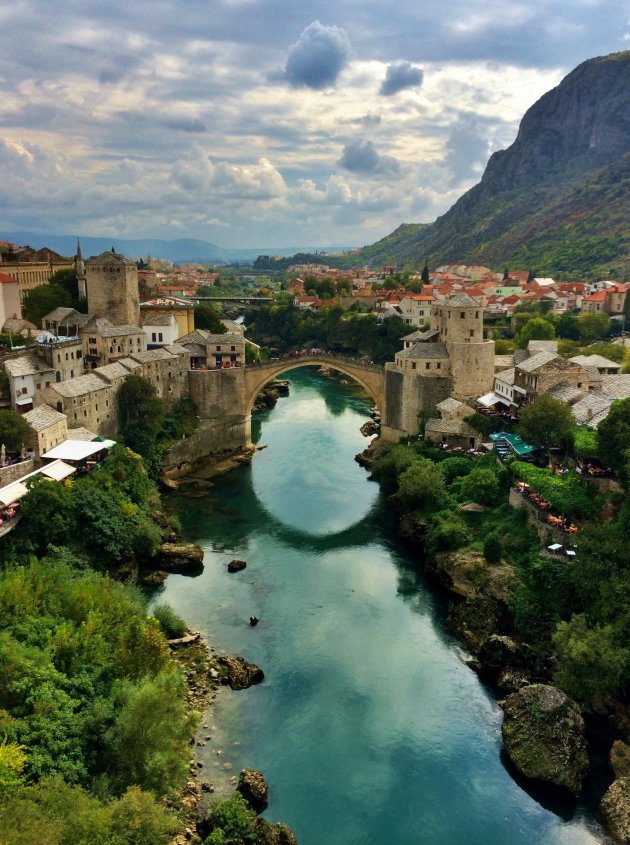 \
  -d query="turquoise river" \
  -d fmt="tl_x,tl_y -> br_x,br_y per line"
157,367 -> 608,845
